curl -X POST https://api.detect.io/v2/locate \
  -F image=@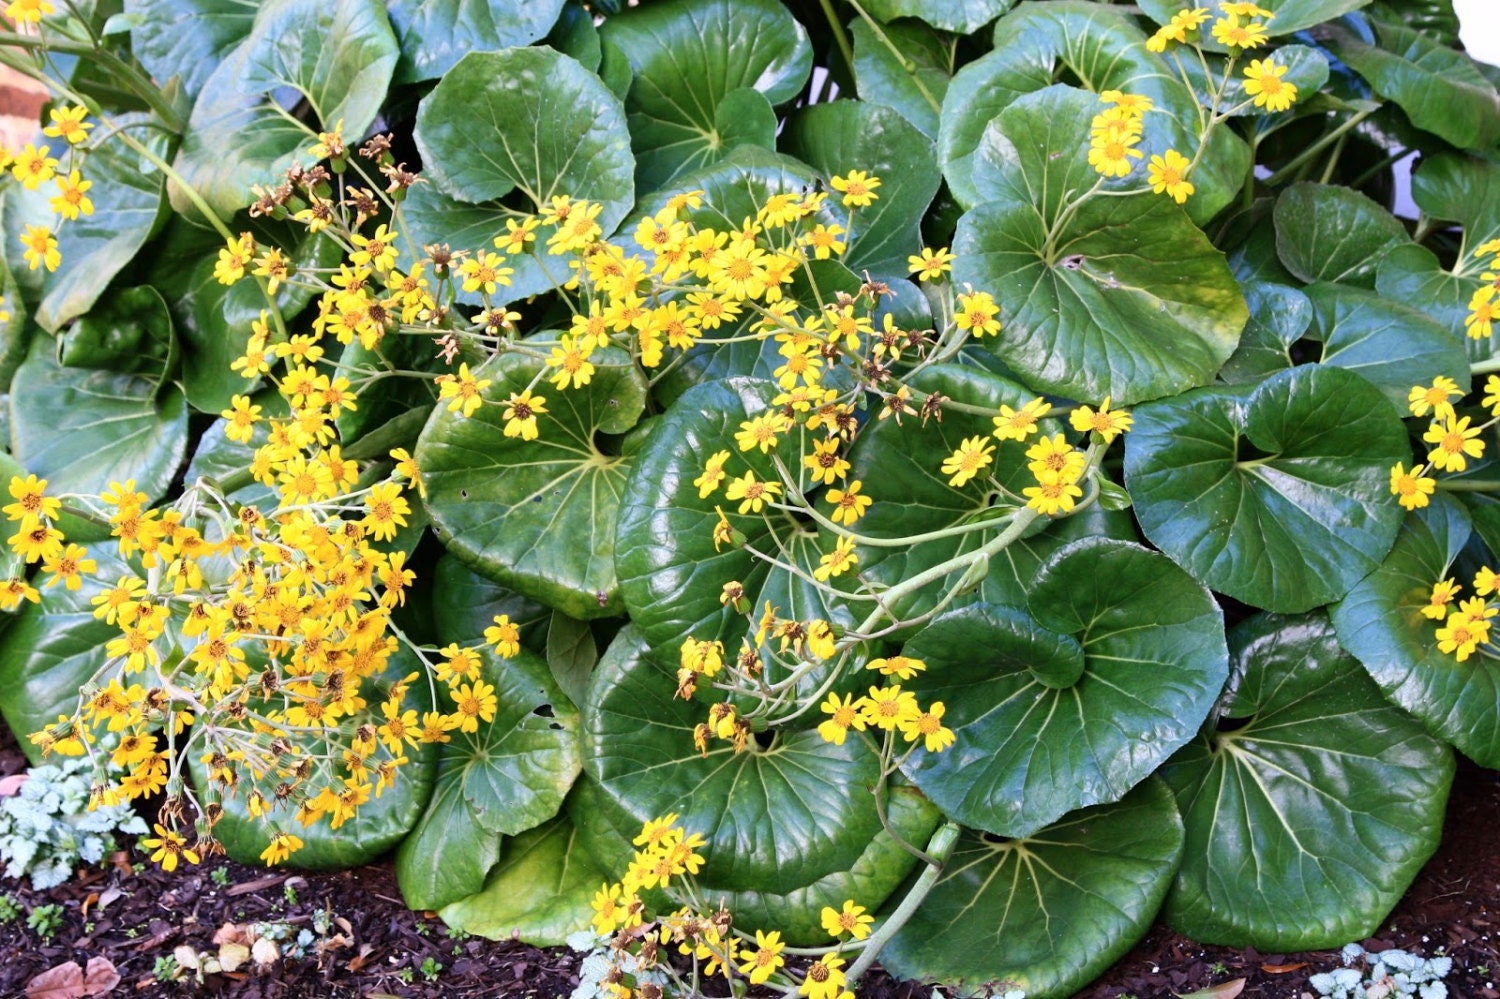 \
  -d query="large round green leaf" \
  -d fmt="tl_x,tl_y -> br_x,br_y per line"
1126,365 -> 1407,613
1273,183 -> 1408,289
3,116 -> 172,333
1302,282 -> 1467,410
582,625 -> 890,895
1329,18 -> 1500,151
1217,282 -> 1312,385
939,2 -> 1247,219
952,85 -> 1247,406
851,18 -> 952,140
396,647 -> 580,908
440,813 -> 607,944
1161,611 -> 1454,949
860,0 -> 1015,33
901,539 -> 1227,838
882,779 -> 1184,999
780,101 -> 940,274
1332,497 -> 1500,768
616,378 -> 857,666
123,0 -> 256,99
58,286 -> 176,384
171,0 -> 399,219
387,0 -> 565,83
415,46 -> 632,215
571,779 -> 938,945
204,650 -> 438,870
0,543 -> 130,766
10,342 -> 189,523
416,342 -> 646,620
598,0 -> 812,193
429,554 -> 550,653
